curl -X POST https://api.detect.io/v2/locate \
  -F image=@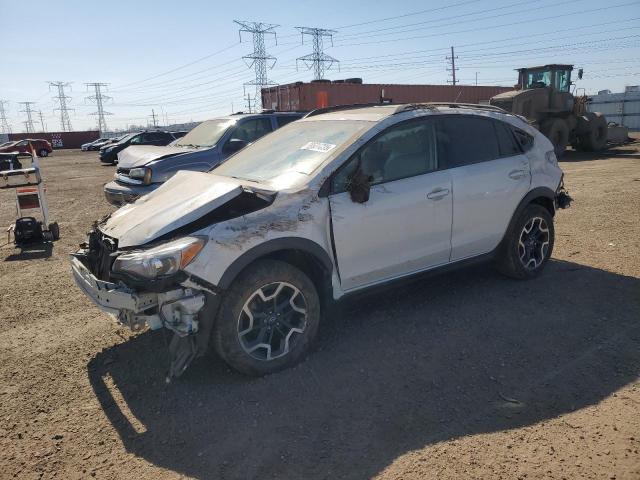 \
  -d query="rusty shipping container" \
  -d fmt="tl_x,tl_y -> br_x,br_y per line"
262,80 -> 513,111
8,130 -> 100,149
